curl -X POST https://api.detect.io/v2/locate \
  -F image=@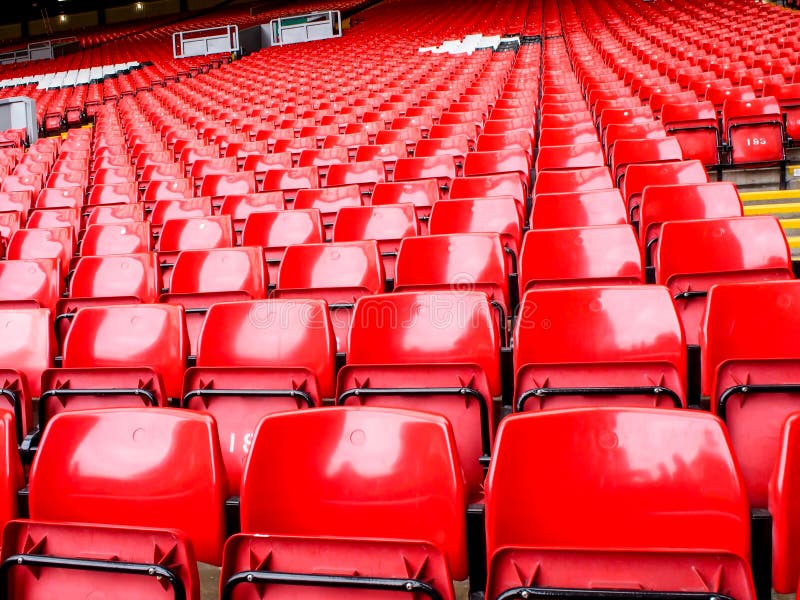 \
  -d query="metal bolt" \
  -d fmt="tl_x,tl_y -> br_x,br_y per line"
148,568 -> 155,576
16,558 -> 22,565
247,574 -> 253,582
742,386 -> 749,393
405,582 -> 413,591
521,592 -> 530,599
